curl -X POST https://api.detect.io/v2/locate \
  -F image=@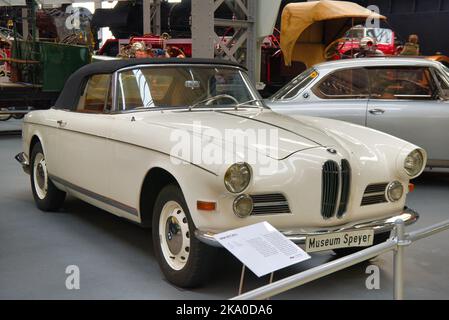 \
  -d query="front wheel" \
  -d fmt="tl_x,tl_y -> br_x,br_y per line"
152,185 -> 217,288
30,142 -> 66,211
333,231 -> 391,257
